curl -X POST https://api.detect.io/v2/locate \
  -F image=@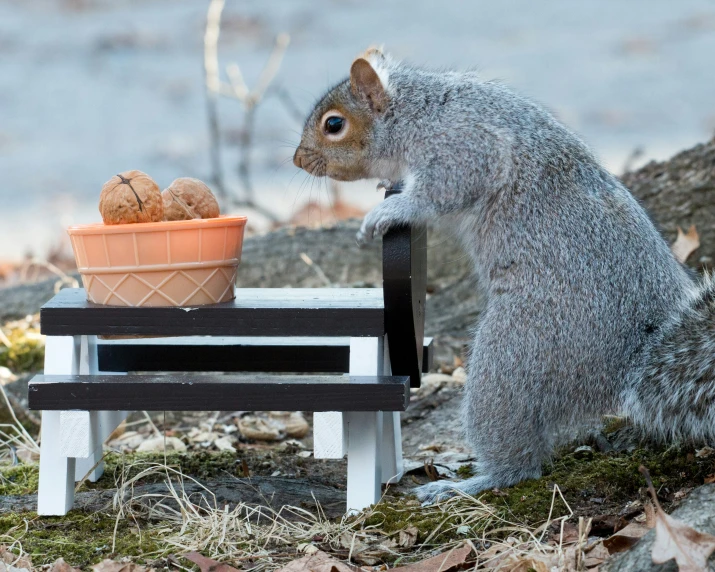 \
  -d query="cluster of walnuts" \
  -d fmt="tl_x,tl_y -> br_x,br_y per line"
98,170 -> 220,225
